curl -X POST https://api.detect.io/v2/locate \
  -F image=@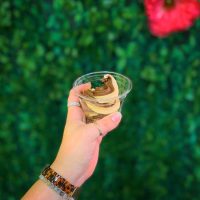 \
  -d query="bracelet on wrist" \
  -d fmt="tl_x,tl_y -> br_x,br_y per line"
39,165 -> 79,200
